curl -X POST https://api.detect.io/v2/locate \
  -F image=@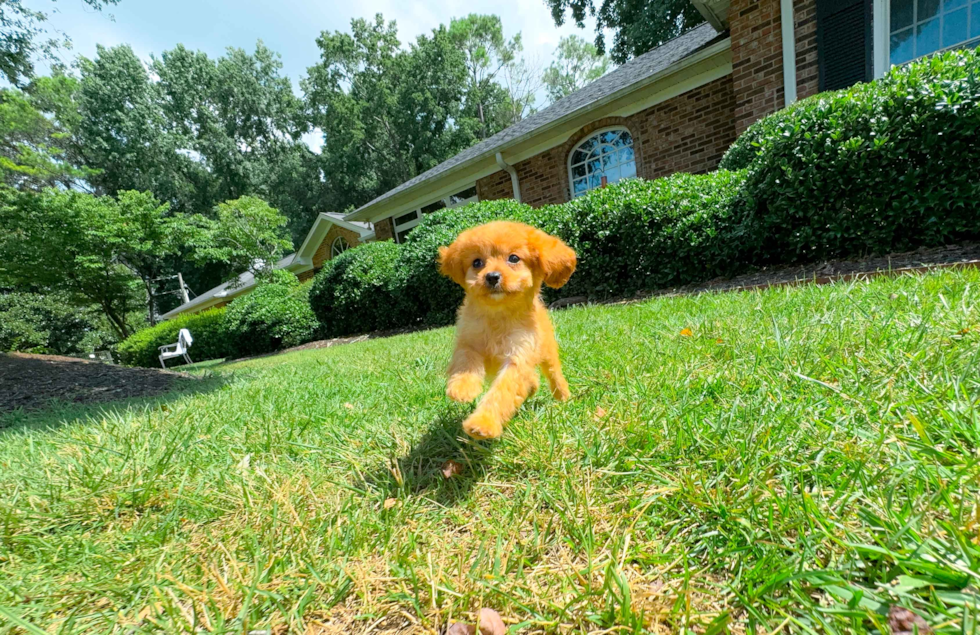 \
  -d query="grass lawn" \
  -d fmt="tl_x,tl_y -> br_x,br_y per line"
2,270 -> 979,634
